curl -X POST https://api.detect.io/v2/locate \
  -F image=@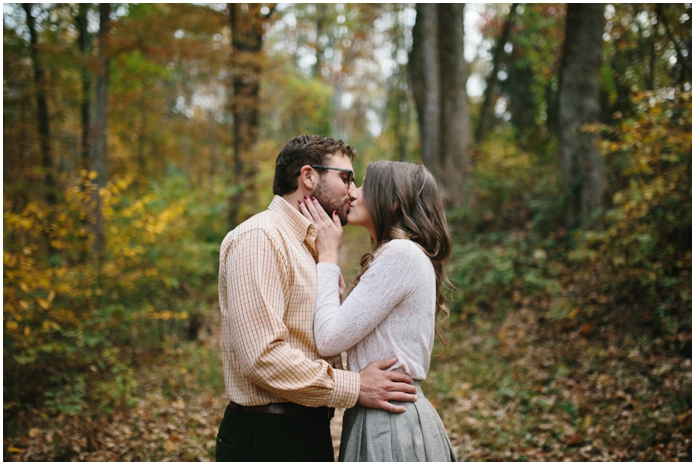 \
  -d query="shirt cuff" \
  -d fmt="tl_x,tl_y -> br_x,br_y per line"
329,368 -> 360,408
316,262 -> 341,274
